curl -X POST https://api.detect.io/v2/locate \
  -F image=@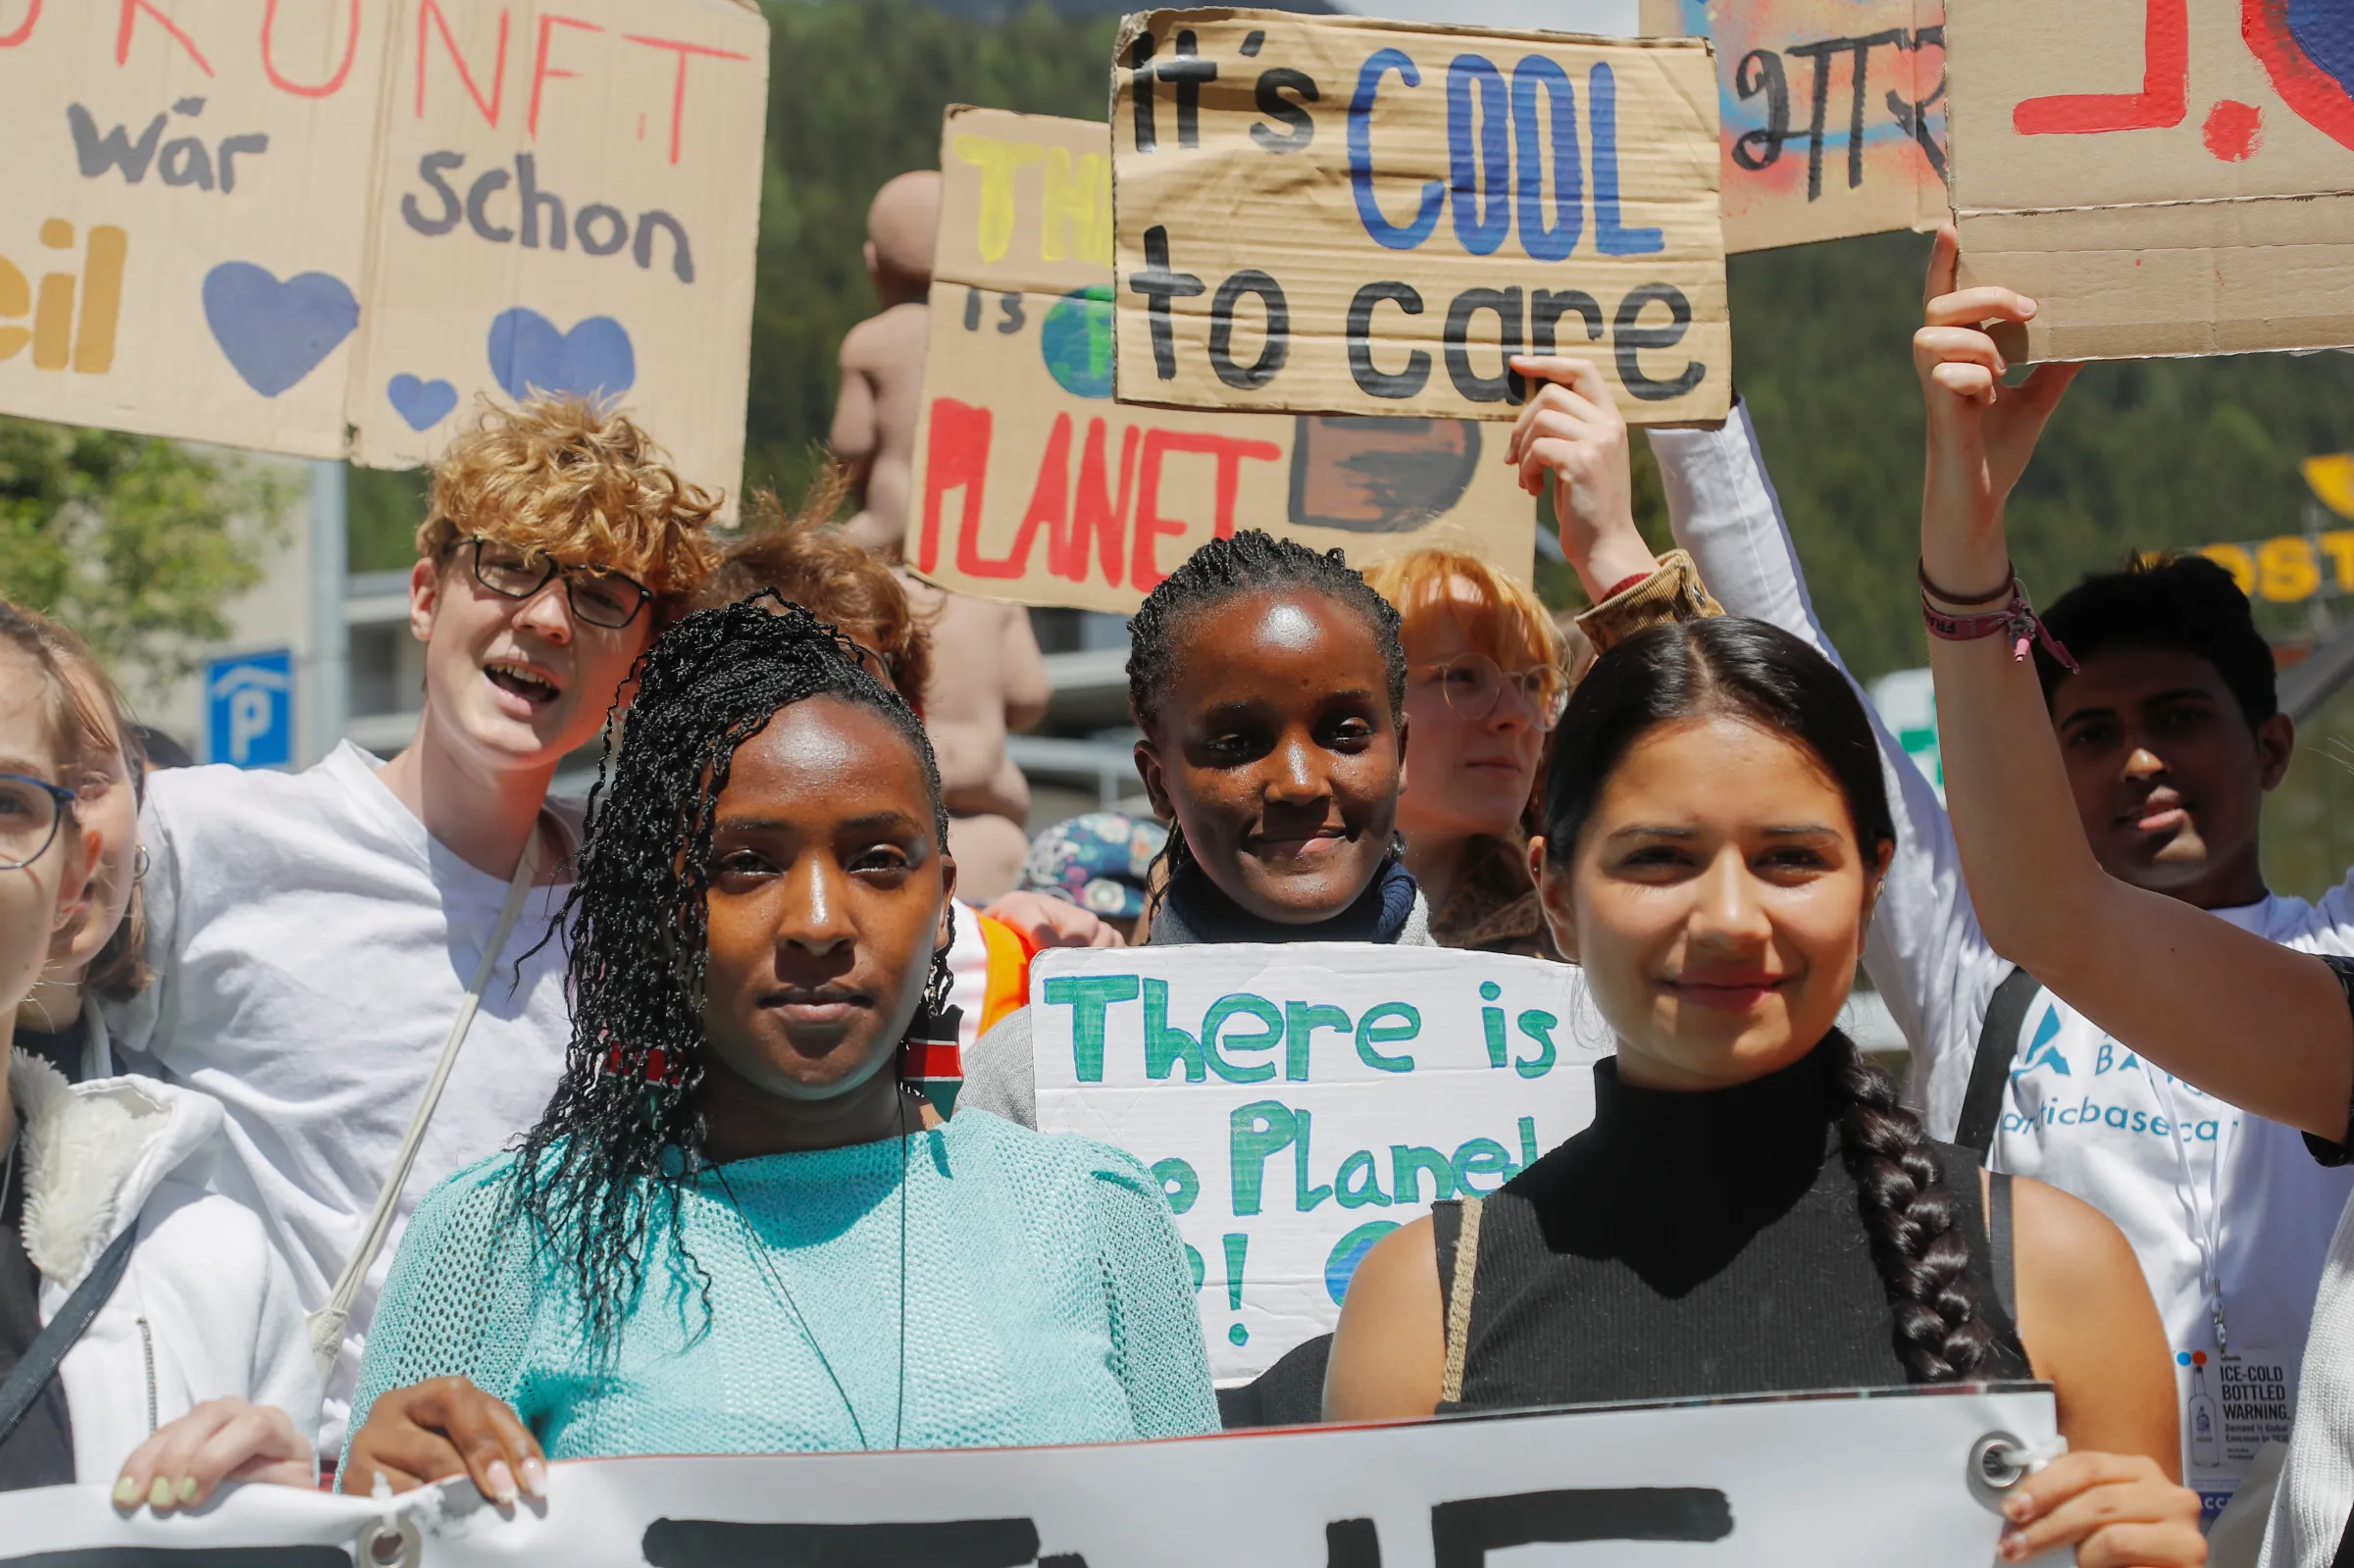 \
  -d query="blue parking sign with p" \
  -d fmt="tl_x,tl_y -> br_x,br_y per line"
206,650 -> 294,769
